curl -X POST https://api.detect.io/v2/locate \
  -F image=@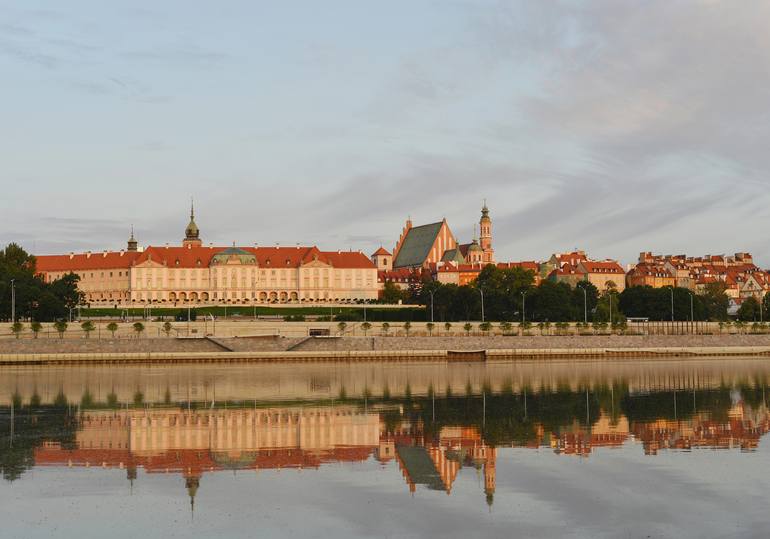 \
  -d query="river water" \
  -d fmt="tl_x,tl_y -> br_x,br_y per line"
1,358 -> 770,538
